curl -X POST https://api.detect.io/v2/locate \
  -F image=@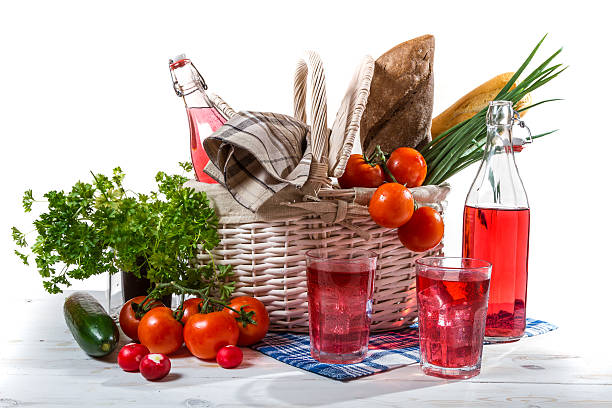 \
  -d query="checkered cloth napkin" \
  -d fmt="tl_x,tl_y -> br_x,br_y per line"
251,318 -> 557,381
203,111 -> 313,211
